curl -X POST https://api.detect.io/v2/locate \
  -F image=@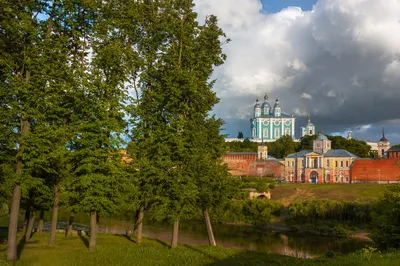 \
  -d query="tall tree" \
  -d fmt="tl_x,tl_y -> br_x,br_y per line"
129,0 -> 228,248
